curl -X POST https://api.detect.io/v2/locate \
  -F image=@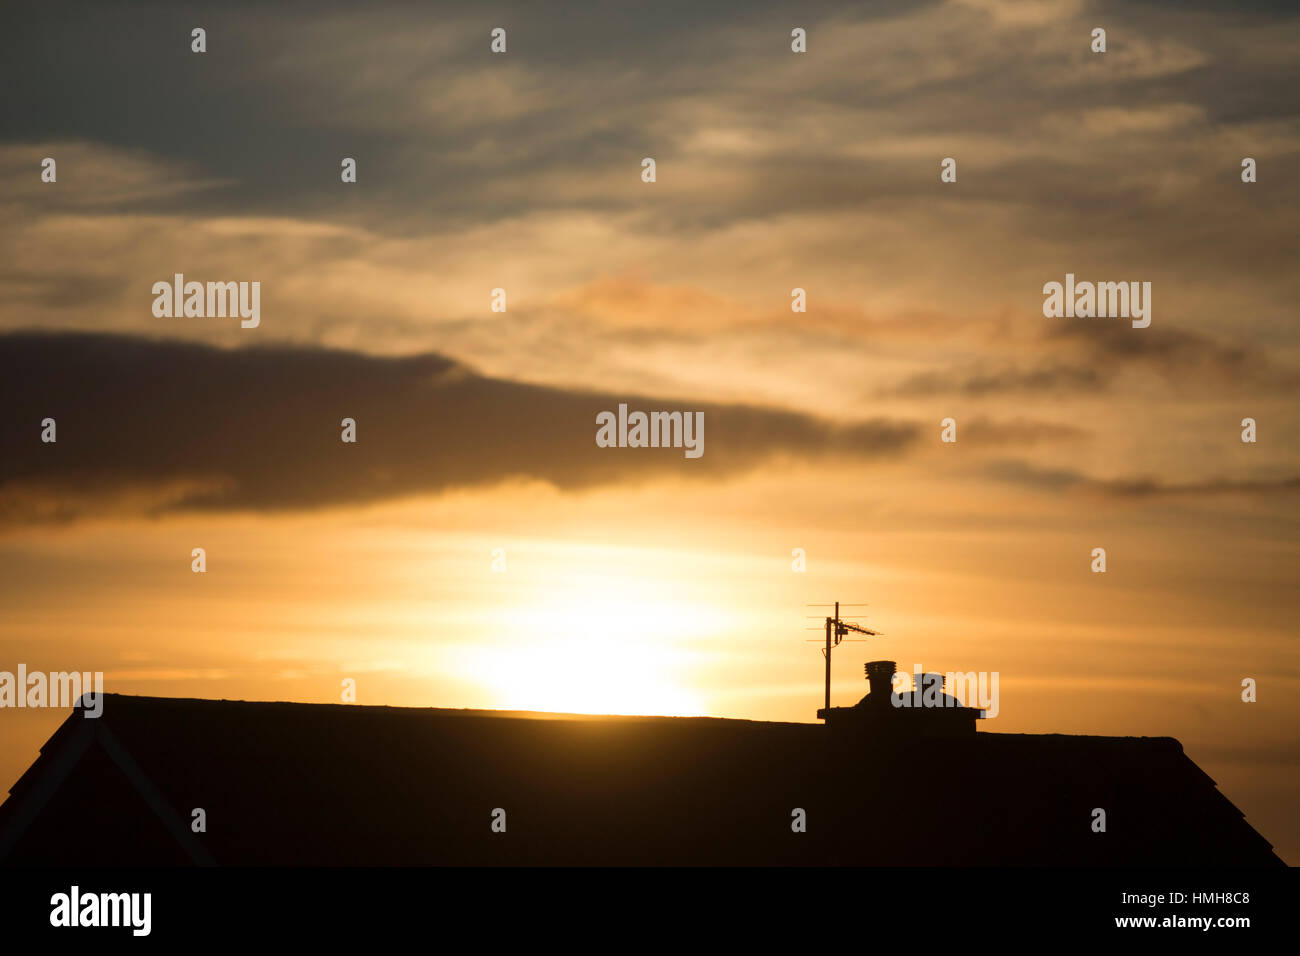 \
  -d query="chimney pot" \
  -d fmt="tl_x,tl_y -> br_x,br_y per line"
864,660 -> 896,705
